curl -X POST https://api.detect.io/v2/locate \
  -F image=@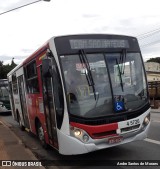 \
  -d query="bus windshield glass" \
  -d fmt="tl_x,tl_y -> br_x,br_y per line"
0,80 -> 9,99
0,80 -> 10,110
60,52 -> 148,118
